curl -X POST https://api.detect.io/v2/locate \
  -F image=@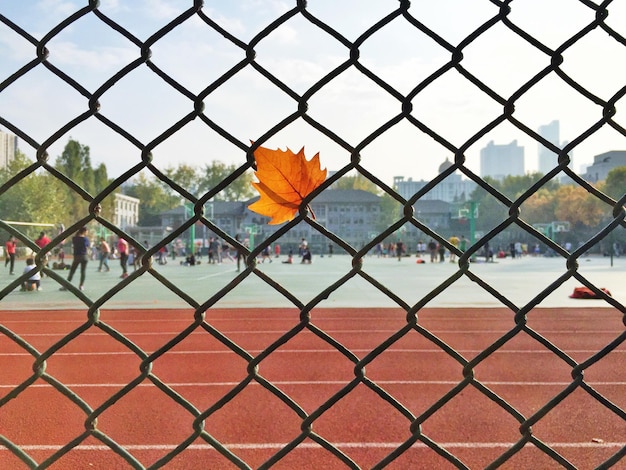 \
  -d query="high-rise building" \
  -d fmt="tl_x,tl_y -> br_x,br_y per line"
0,130 -> 17,169
538,120 -> 560,175
479,140 -> 525,180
